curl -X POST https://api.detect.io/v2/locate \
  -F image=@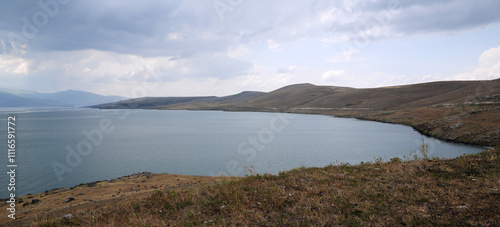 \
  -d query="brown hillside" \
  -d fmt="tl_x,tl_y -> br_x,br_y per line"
93,79 -> 500,145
